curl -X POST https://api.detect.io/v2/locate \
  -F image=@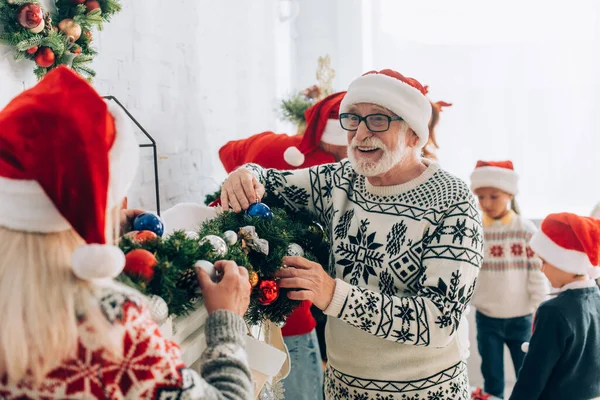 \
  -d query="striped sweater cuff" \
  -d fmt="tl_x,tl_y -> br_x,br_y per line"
324,279 -> 351,317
